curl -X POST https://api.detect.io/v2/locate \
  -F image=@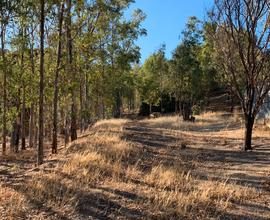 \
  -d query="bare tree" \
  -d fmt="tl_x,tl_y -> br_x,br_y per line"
210,0 -> 270,151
